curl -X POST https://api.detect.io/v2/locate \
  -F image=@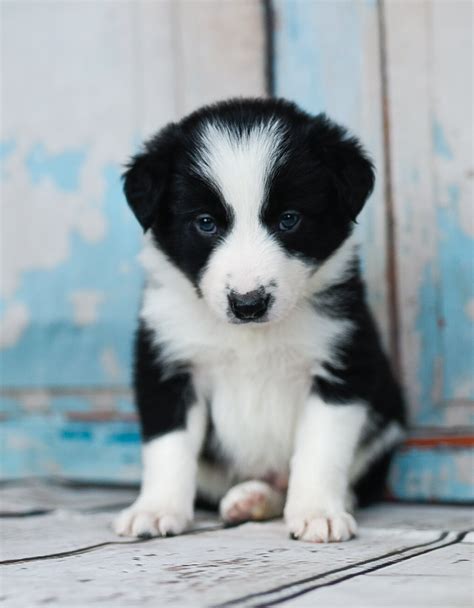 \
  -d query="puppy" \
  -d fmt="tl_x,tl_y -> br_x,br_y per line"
114,98 -> 405,543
